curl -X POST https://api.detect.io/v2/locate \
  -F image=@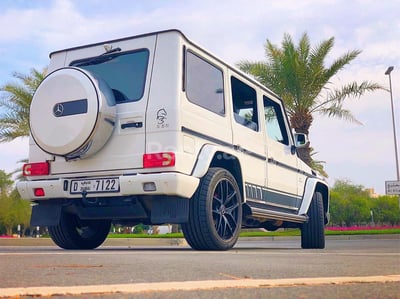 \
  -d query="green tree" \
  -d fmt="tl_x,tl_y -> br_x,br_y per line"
329,179 -> 371,226
0,190 -> 31,236
329,179 -> 400,226
237,33 -> 383,171
0,170 -> 13,235
10,189 -> 31,233
371,196 -> 400,225
0,68 -> 46,142
0,170 -> 31,236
